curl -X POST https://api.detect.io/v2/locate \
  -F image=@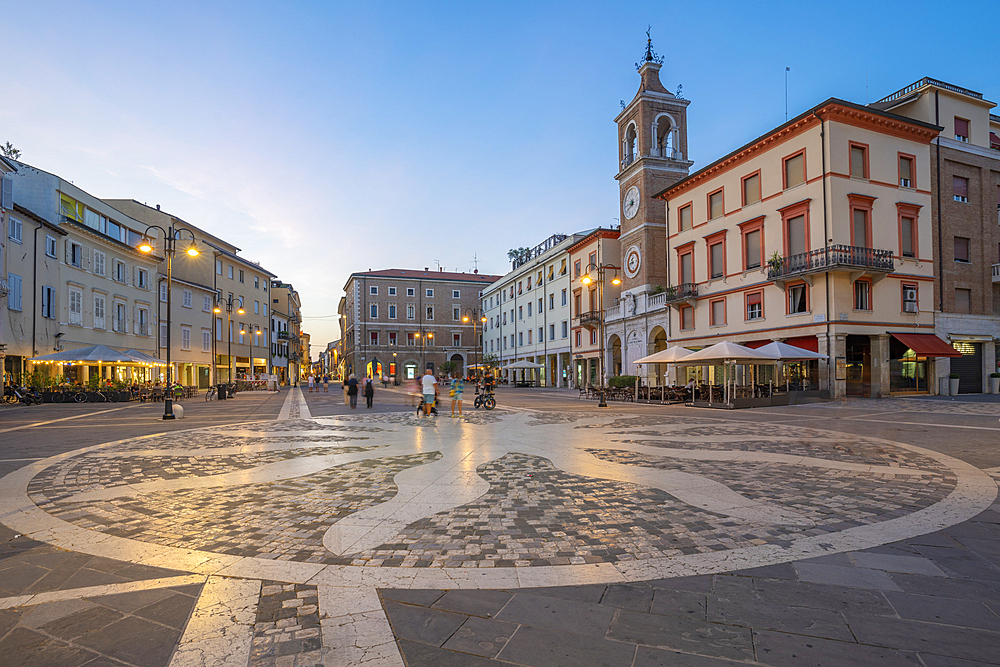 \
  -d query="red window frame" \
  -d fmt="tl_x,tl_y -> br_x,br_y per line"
709,297 -> 726,326
745,290 -> 763,321
676,242 -> 695,285
738,216 -> 765,271
678,203 -> 693,232
900,283 -> 918,313
782,149 -> 806,190
848,141 -> 870,179
741,170 -> 762,206
954,117 -> 970,141
897,152 -> 916,188
388,332 -> 397,346
705,229 -> 727,279
707,188 -> 725,220
778,199 -> 811,257
679,304 -> 695,330
847,194 -> 876,248
853,279 -> 872,311
896,202 -> 921,259
785,281 -> 809,315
